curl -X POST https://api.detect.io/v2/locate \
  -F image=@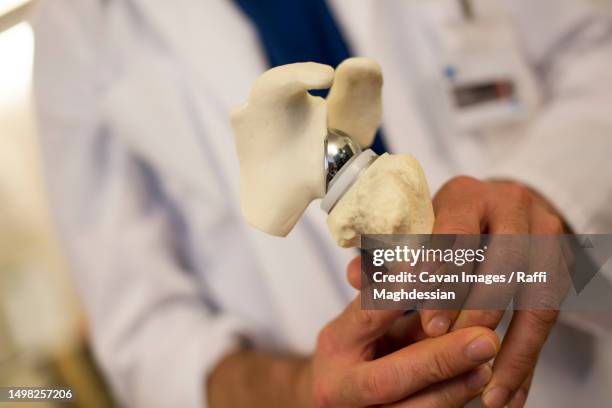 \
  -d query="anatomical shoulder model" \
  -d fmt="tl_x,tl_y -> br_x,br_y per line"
231,58 -> 434,248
